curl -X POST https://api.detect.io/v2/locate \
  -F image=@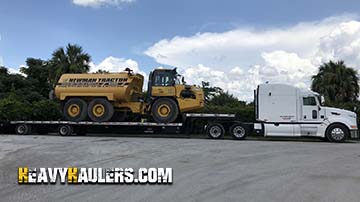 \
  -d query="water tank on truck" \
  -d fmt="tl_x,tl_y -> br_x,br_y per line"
54,68 -> 205,123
